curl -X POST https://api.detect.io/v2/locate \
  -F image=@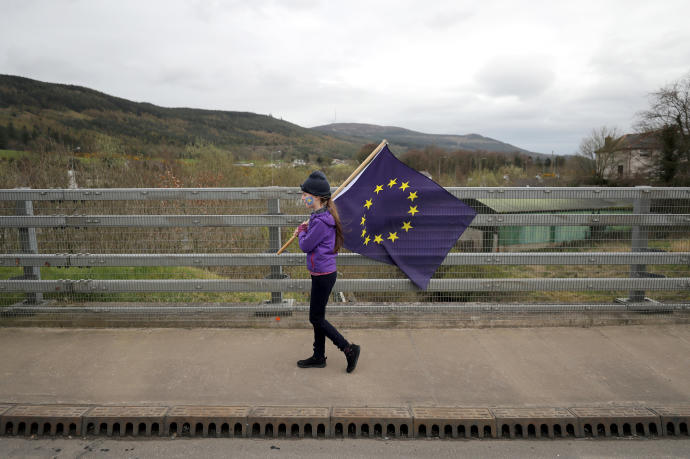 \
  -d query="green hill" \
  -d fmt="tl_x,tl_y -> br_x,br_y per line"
1,74 -> 538,162
313,123 -> 538,155
0,74 -> 358,159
